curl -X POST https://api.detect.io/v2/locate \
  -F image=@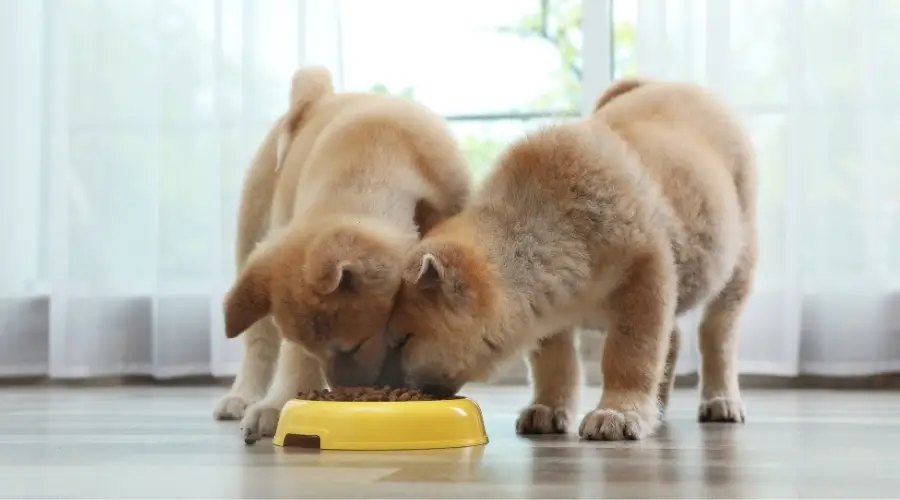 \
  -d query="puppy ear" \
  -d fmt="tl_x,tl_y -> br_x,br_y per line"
405,249 -> 456,295
308,260 -> 356,295
223,259 -> 272,339
306,226 -> 404,295
404,245 -> 476,298
413,253 -> 445,286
